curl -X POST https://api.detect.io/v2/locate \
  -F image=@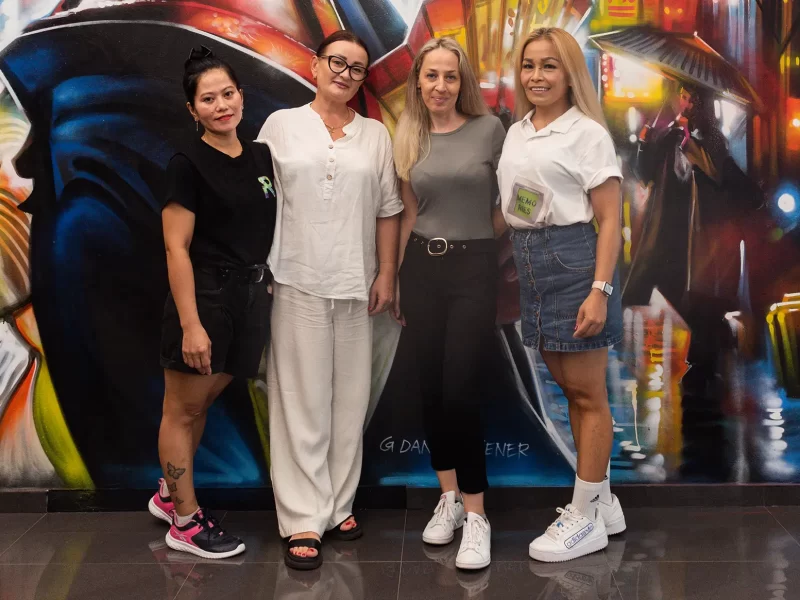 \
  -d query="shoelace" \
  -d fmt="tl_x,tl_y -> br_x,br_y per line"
545,506 -> 582,541
431,496 -> 457,527
193,510 -> 226,538
461,517 -> 488,551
